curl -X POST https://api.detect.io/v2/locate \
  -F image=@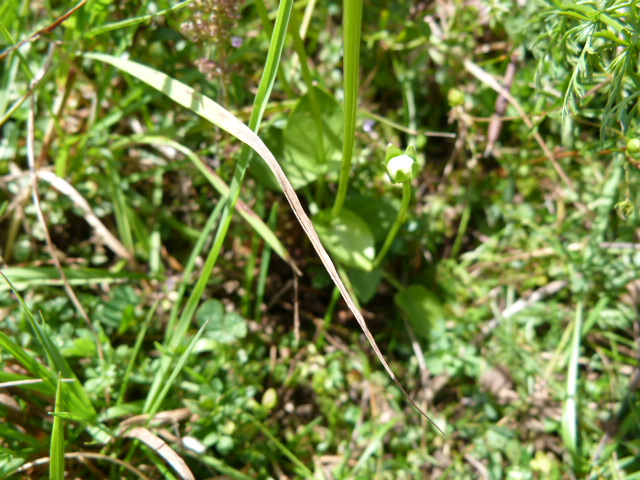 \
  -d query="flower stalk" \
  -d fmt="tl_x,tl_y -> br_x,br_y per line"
372,144 -> 419,268
372,180 -> 412,269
